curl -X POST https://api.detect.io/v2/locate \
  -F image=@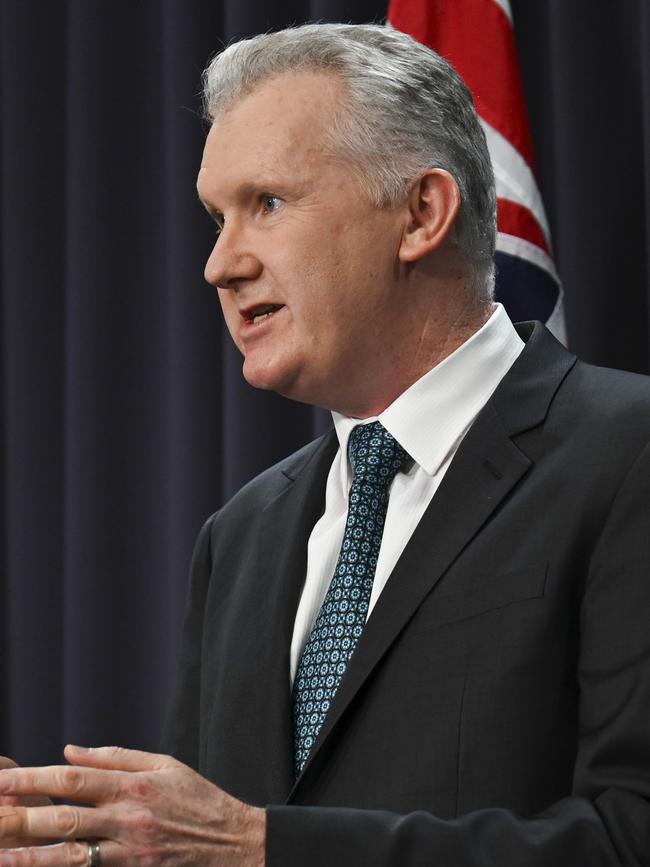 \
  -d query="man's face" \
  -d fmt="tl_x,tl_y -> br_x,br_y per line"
197,71 -> 409,414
